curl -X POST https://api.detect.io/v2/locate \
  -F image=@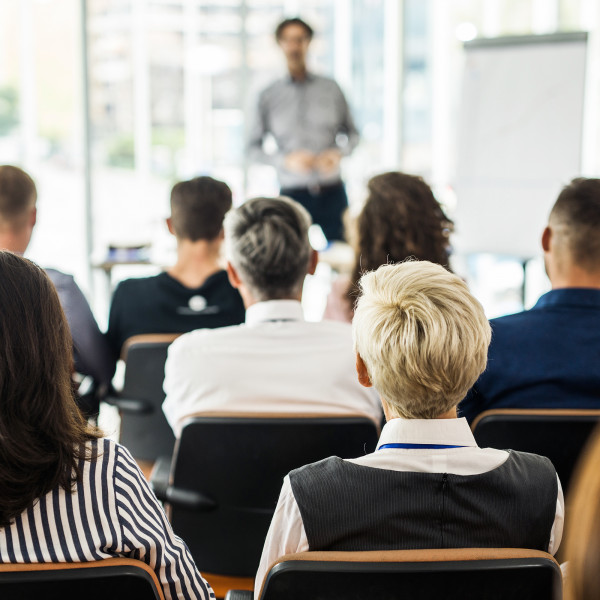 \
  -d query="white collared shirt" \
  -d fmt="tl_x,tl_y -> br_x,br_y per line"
162,300 -> 382,436
254,417 -> 564,599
